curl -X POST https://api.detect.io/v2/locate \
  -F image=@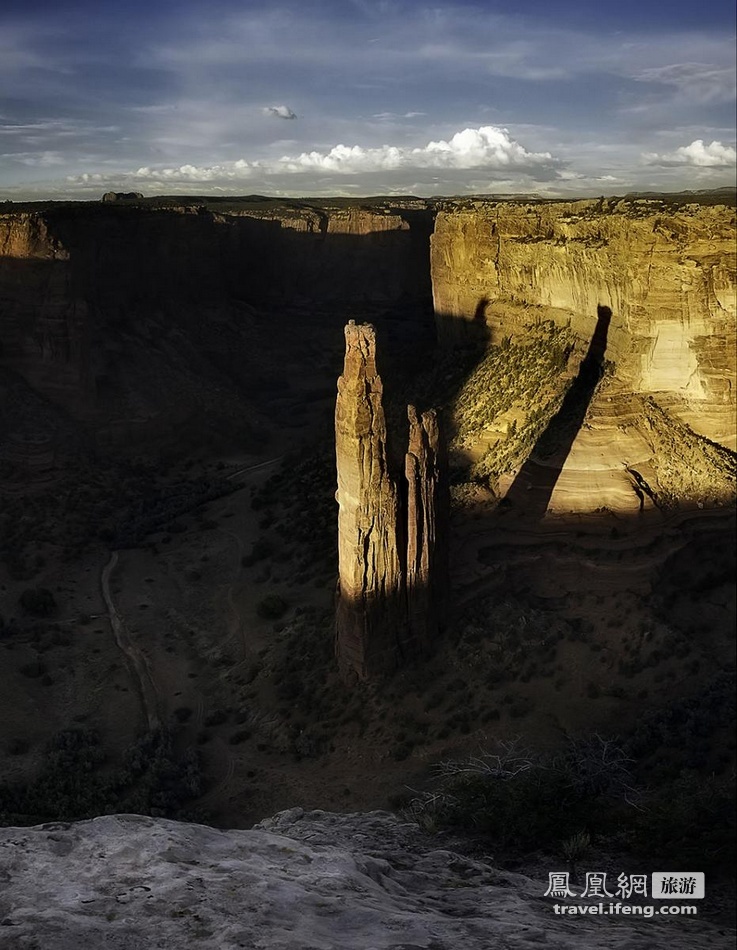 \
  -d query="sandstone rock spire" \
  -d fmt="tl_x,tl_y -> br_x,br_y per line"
335,322 -> 448,680
405,405 -> 448,650
335,321 -> 403,679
